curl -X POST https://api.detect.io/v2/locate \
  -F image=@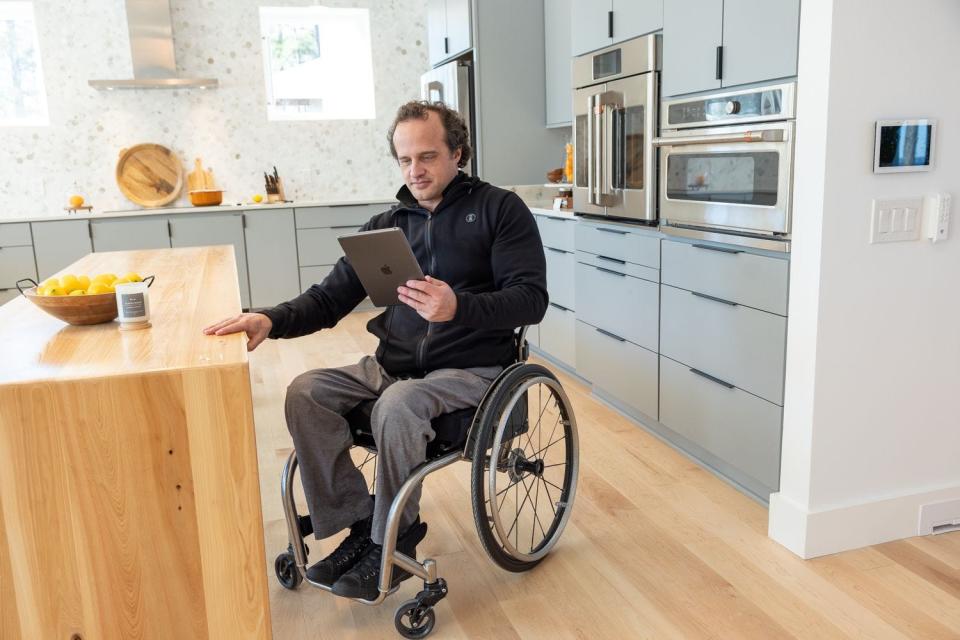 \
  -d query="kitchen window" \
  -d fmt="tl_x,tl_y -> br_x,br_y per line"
259,6 -> 376,121
0,1 -> 49,126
